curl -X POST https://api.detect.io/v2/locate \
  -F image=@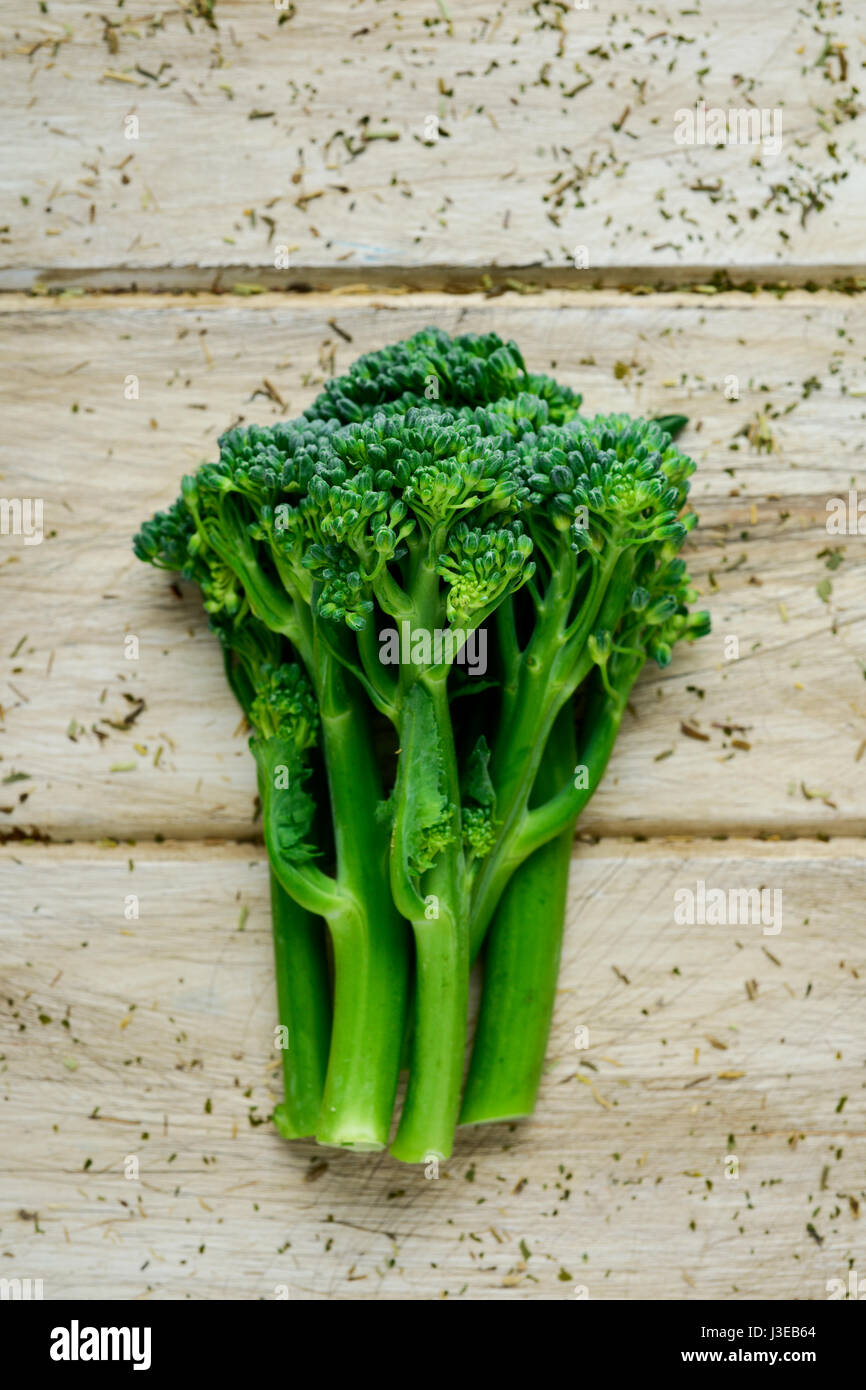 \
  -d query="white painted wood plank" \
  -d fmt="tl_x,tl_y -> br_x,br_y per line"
2,291 -> 864,840
1,2 -> 864,286
0,840 -> 862,1300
